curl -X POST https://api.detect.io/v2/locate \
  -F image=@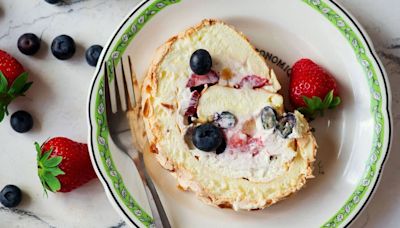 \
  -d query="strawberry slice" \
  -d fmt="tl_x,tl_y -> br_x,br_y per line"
186,70 -> 219,88
228,131 -> 263,156
184,90 -> 200,116
235,75 -> 268,89
247,137 -> 263,156
229,131 -> 249,149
